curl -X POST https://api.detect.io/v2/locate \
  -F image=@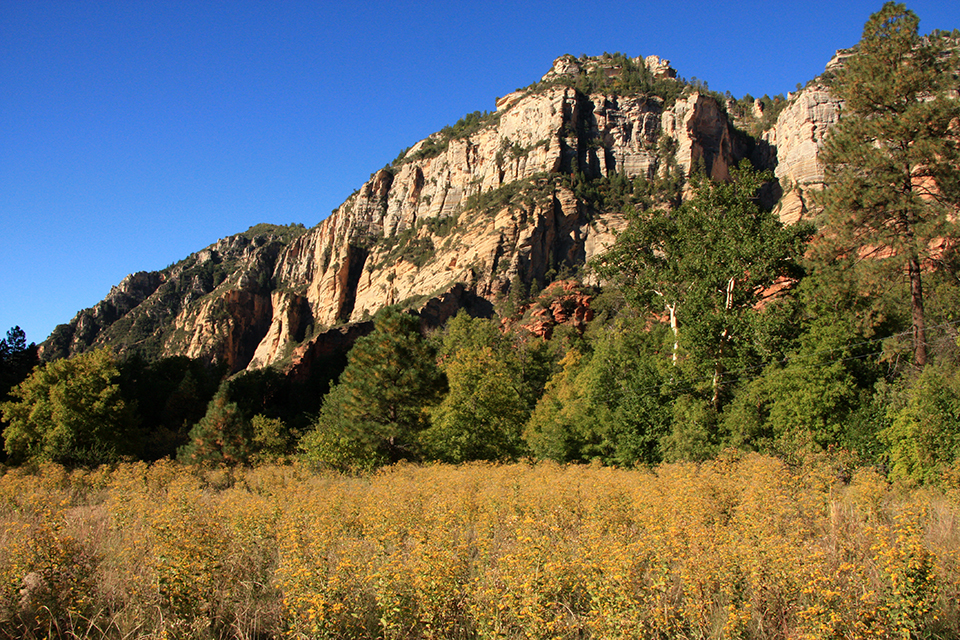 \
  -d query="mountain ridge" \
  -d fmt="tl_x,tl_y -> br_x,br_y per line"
40,50 -> 844,374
